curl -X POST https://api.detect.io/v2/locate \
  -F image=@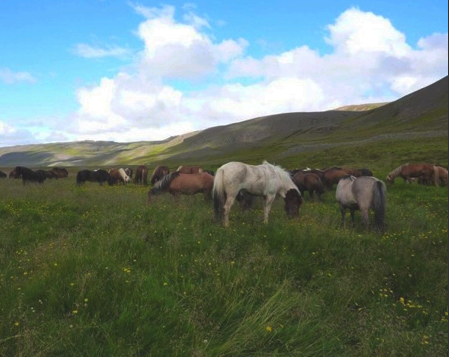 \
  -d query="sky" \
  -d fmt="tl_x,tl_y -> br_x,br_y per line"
0,1 -> 447,148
